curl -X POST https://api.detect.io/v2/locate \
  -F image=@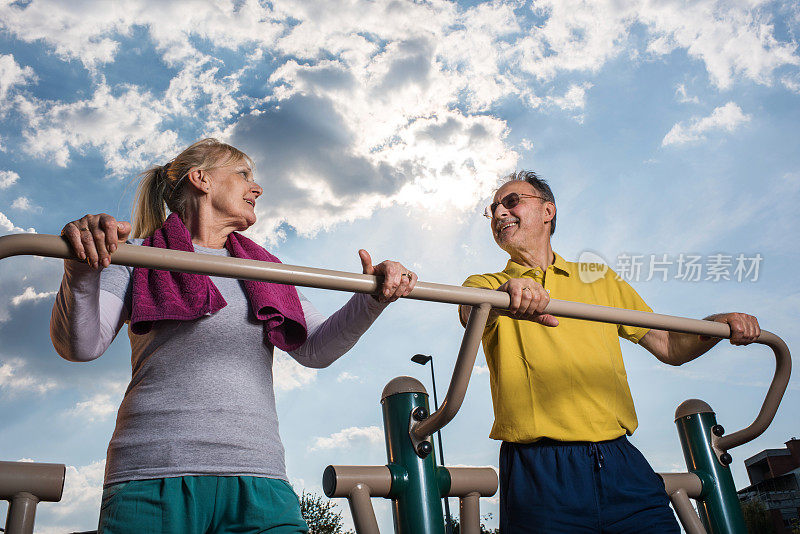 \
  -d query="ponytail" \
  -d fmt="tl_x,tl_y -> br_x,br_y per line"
130,138 -> 254,239
131,165 -> 170,238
